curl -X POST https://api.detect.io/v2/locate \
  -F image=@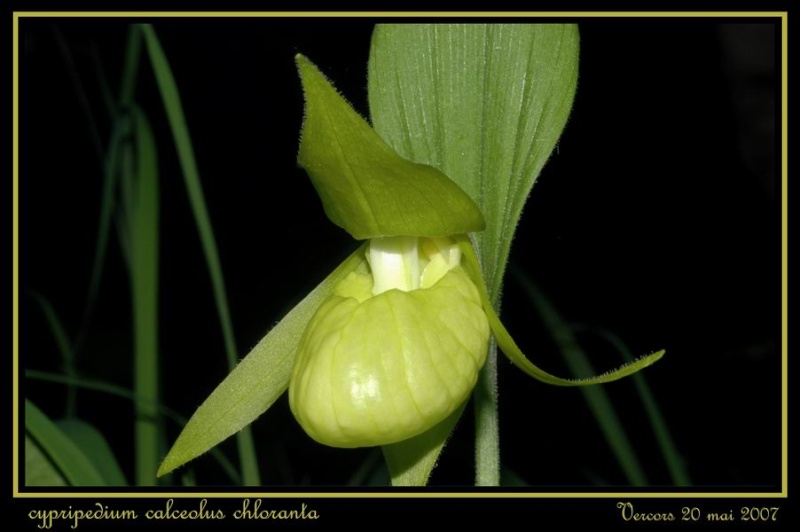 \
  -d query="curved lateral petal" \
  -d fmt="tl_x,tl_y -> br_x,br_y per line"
296,55 -> 485,240
157,245 -> 369,477
457,236 -> 665,386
